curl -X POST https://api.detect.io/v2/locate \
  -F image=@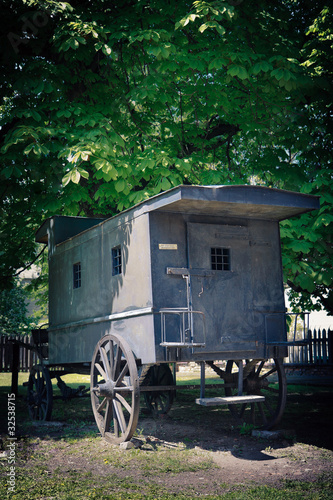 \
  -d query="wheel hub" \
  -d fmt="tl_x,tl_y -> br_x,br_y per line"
95,380 -> 115,399
245,377 -> 269,392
